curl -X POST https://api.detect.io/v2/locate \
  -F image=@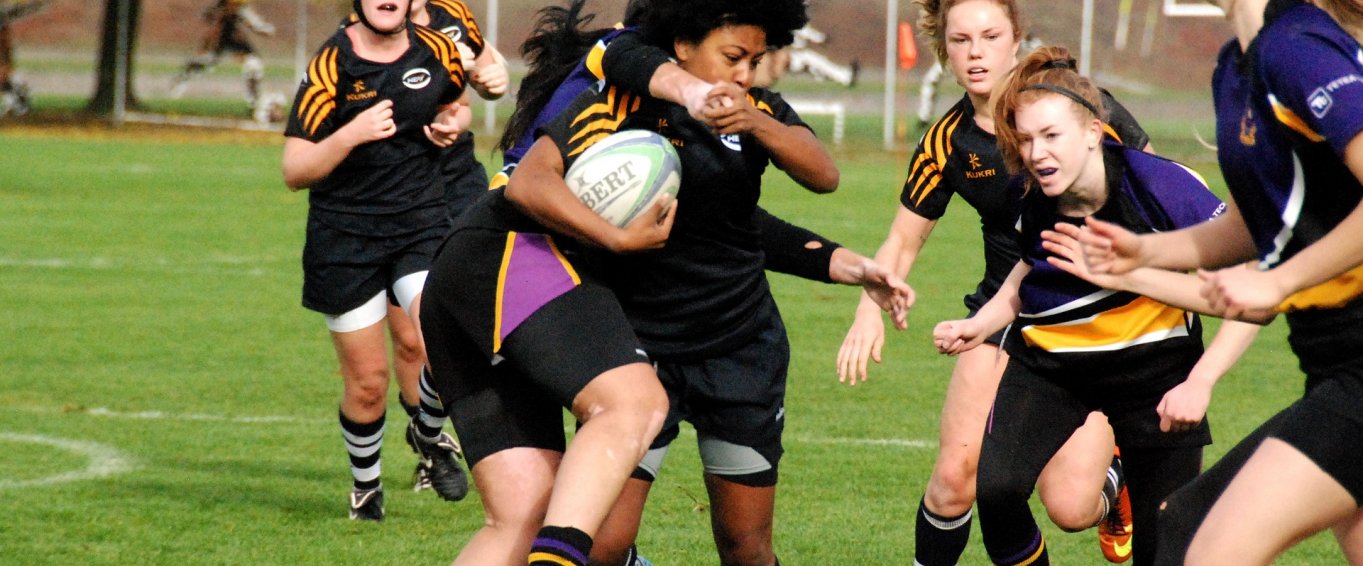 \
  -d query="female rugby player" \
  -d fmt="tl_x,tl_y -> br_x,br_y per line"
933,46 -> 1259,565
281,0 -> 464,521
1057,0 -> 1363,562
